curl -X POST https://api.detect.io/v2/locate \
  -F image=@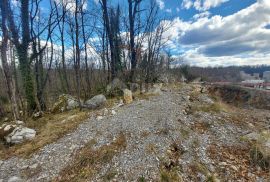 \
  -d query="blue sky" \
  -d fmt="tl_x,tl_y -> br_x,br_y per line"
39,0 -> 270,67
